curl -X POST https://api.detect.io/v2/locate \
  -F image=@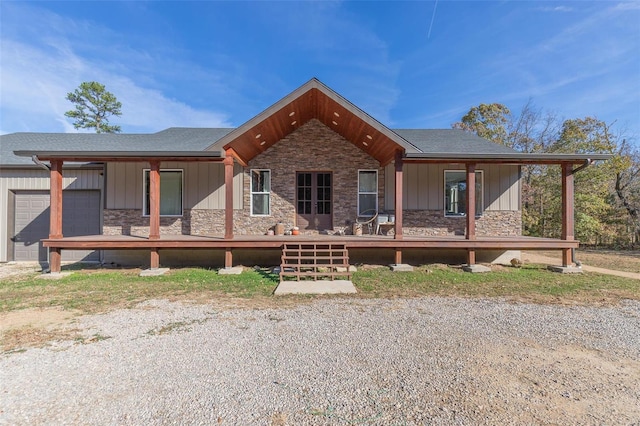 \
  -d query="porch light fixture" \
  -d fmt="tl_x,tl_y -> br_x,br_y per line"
332,120 -> 338,125
291,120 -> 297,125
366,134 -> 373,140
334,112 -> 340,117
260,141 -> 267,146
255,134 -> 262,139
289,111 -> 295,116
363,141 -> 369,146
